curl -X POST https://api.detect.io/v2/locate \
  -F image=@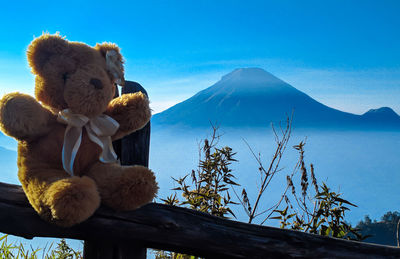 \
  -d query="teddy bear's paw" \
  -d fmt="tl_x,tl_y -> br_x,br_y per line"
107,92 -> 151,133
0,92 -> 53,140
103,165 -> 158,211
45,176 -> 100,227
